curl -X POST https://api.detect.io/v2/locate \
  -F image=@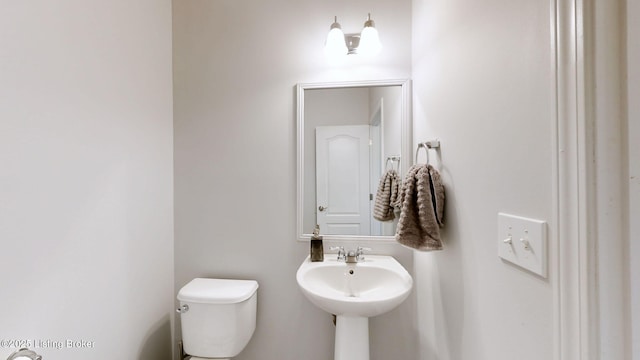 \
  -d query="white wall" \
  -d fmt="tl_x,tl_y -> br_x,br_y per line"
411,0 -> 555,359
0,2 -> 174,360
628,0 -> 640,357
369,86 -> 402,236
592,0 -> 629,357
173,0 -> 412,359
369,86 -> 402,162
